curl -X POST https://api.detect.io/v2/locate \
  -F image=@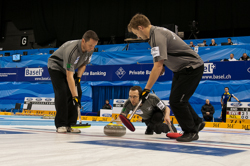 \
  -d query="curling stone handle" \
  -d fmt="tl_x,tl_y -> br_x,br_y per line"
167,122 -> 174,133
128,100 -> 142,120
